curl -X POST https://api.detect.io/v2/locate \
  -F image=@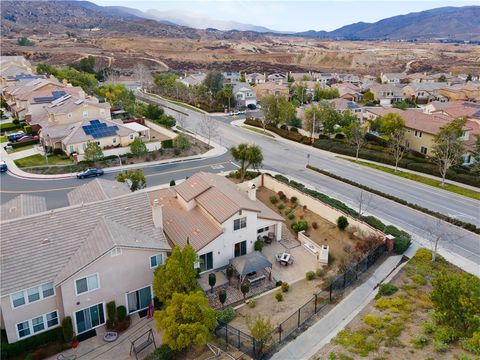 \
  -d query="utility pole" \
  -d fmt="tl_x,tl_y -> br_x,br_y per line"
311,111 -> 316,144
